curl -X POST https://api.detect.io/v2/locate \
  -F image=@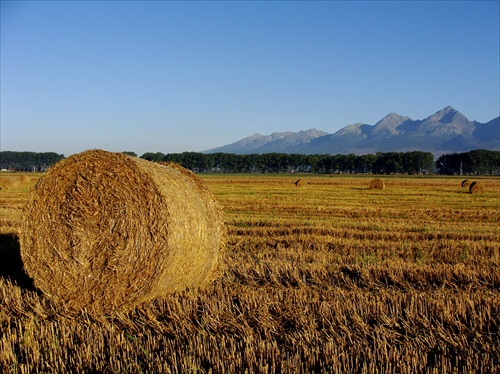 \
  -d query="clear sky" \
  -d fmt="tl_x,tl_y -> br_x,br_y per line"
1,1 -> 499,157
